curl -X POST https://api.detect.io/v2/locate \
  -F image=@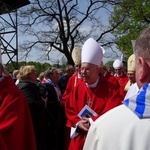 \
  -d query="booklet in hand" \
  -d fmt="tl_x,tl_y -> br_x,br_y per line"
78,105 -> 98,119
